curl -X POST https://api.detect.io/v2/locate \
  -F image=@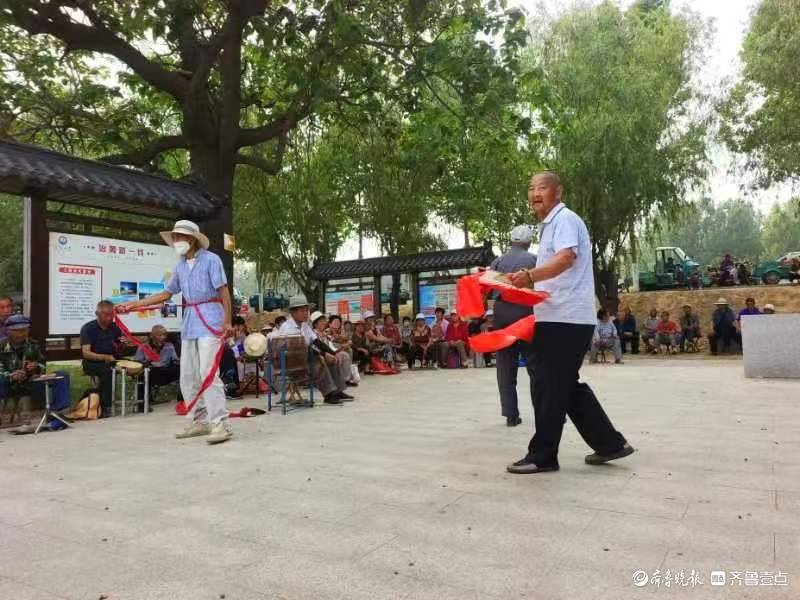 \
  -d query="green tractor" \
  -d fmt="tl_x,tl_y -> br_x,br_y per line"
638,246 -> 708,291
754,251 -> 800,285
